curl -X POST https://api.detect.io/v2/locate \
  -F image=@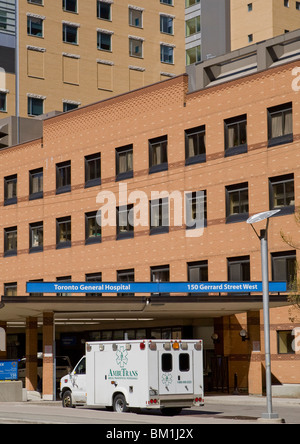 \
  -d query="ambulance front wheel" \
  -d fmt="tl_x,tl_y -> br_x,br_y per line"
113,394 -> 128,413
62,390 -> 75,408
